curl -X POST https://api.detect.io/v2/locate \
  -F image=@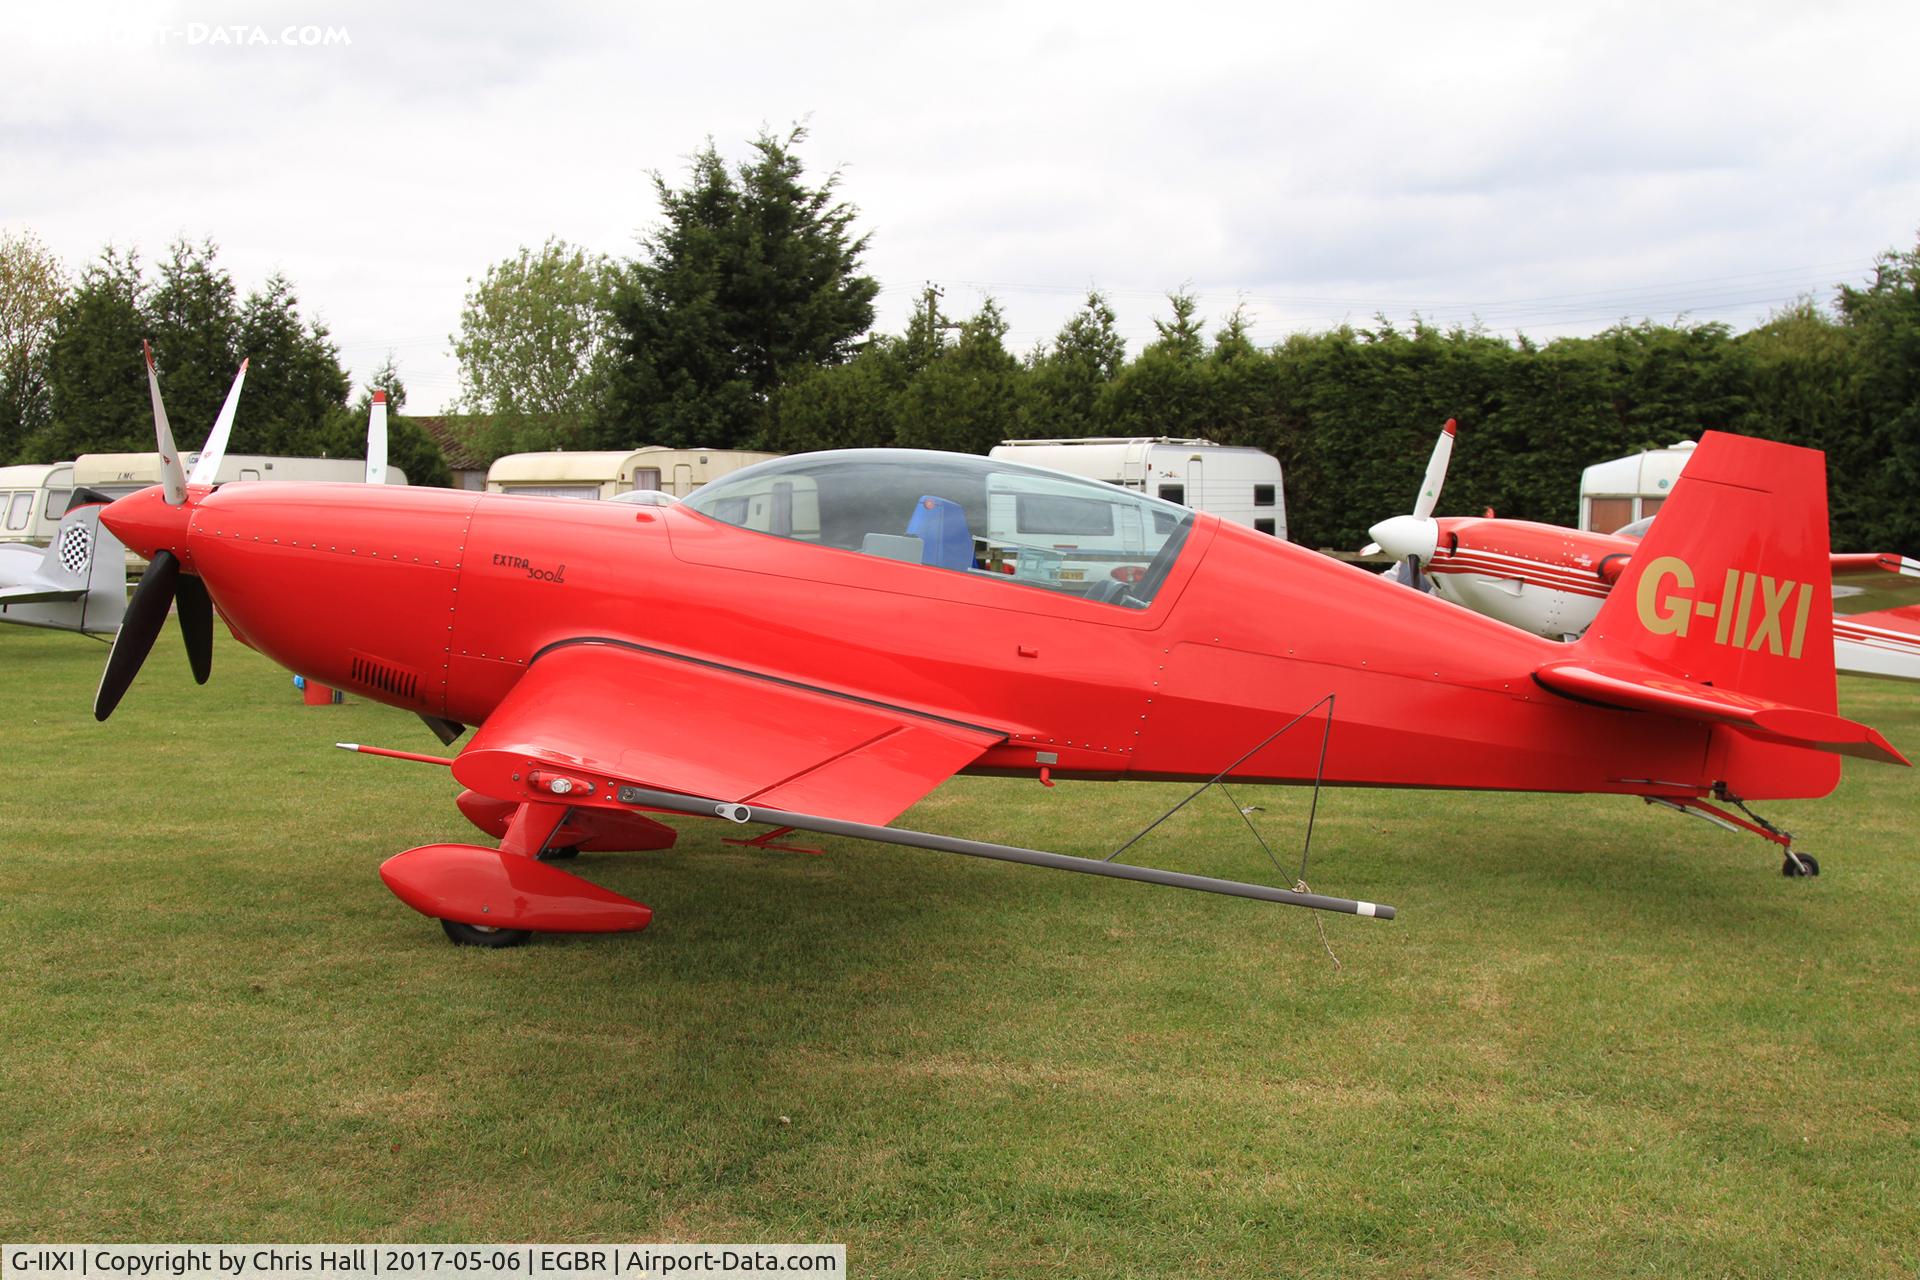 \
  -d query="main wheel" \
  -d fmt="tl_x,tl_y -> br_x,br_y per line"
440,919 -> 534,948
1781,852 -> 1820,878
